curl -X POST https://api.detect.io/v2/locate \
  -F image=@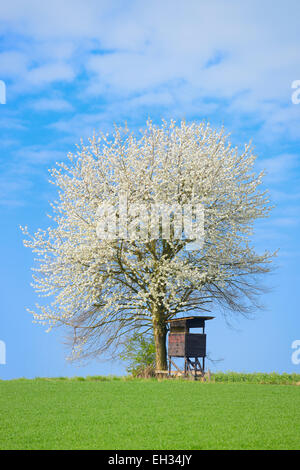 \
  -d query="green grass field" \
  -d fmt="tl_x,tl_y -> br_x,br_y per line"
1,377 -> 300,450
